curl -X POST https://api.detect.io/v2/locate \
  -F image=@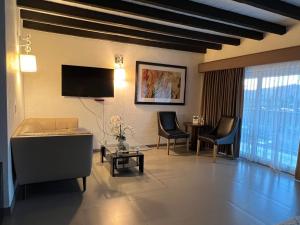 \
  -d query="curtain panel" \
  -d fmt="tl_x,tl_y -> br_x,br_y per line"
241,61 -> 300,175
201,68 -> 245,157
296,143 -> 300,180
